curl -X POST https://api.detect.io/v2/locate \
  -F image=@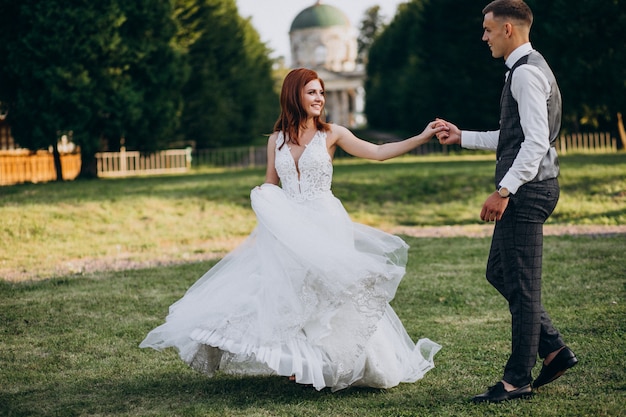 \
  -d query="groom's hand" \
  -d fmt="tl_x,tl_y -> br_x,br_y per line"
480,192 -> 510,222
434,118 -> 461,145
